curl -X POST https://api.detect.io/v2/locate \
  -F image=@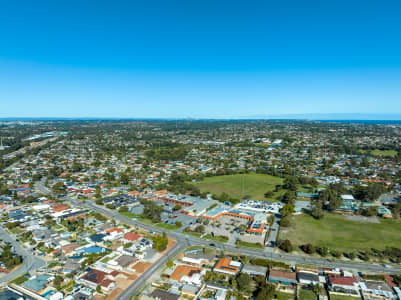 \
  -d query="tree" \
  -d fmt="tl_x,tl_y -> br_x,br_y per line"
264,191 -> 274,198
166,259 -> 174,268
96,285 -> 101,293
175,221 -> 182,227
255,283 -> 275,300
173,205 -> 182,211
72,161 -> 83,172
364,206 -> 378,217
120,173 -> 129,185
279,240 -> 293,252
106,204 -> 115,210
238,224 -> 248,233
280,217 -> 290,227
317,246 -> 328,257
194,225 -> 205,233
280,204 -> 294,218
283,176 -> 298,191
152,233 -> 169,252
333,250 -> 342,258
352,183 -> 386,202
141,199 -> 163,223
312,284 -> 323,296
281,191 -> 295,205
52,182 -> 65,194
310,203 -> 324,219
302,243 -> 315,254
236,273 -> 252,293
53,275 -> 64,291
95,185 -> 101,199
329,195 -> 343,210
